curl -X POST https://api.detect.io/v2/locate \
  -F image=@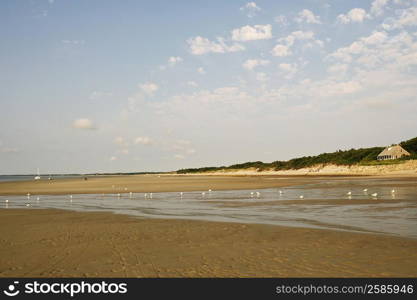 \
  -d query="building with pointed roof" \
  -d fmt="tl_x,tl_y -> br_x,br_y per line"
377,144 -> 410,161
